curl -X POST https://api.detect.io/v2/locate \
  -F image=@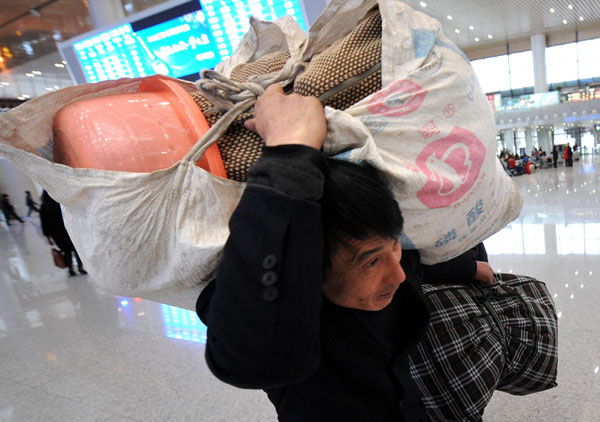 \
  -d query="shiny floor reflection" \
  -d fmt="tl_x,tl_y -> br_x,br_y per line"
0,217 -> 273,421
1,156 -> 600,421
485,155 -> 600,422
